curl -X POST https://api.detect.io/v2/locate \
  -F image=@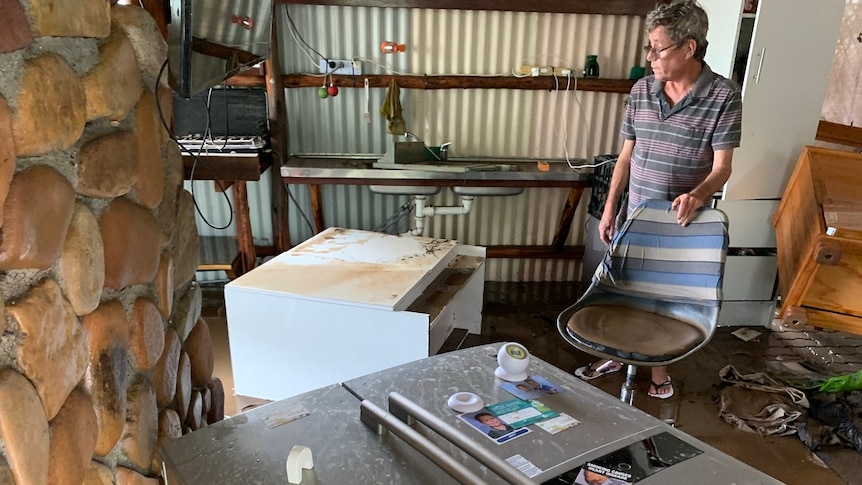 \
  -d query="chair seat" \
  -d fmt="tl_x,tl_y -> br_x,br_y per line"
567,304 -> 708,361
